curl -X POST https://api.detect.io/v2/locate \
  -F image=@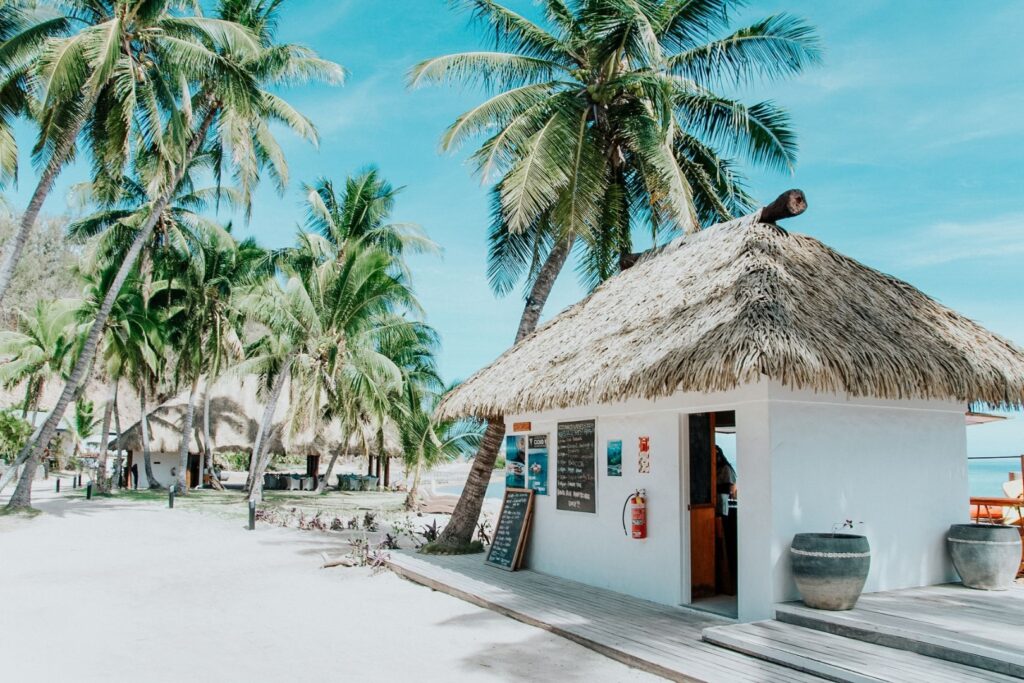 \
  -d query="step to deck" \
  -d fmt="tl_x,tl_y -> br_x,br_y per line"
775,598 -> 1024,678
702,620 -> 1018,683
